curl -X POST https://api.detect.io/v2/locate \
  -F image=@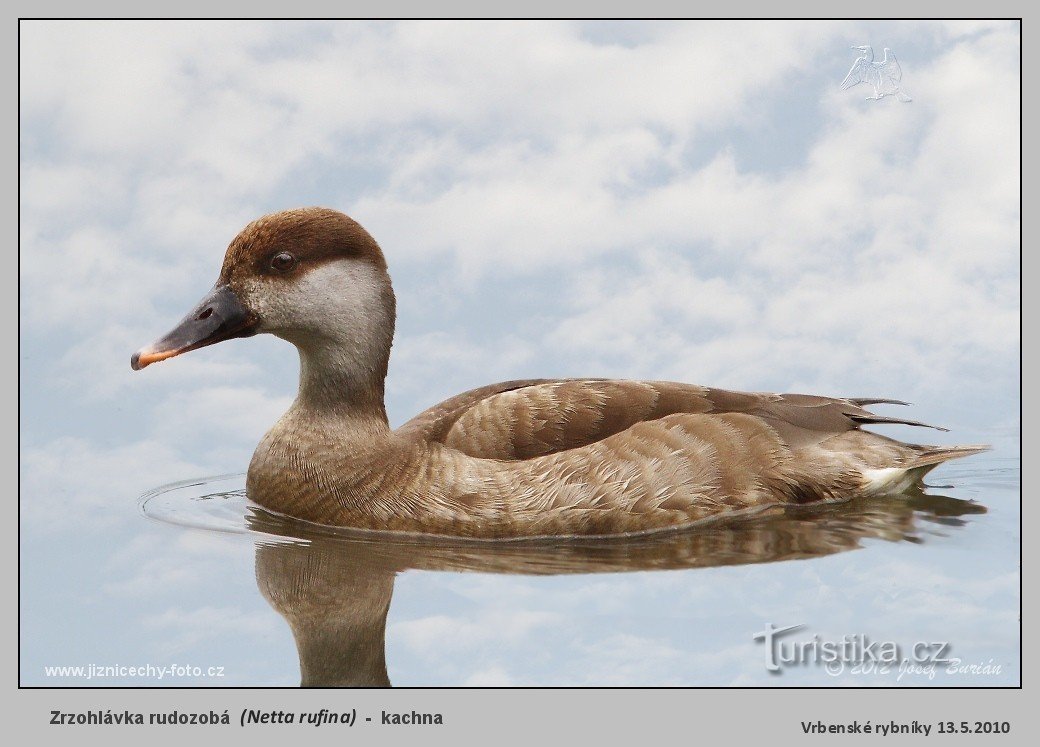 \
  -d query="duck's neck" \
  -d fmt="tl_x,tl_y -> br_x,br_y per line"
293,336 -> 392,437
